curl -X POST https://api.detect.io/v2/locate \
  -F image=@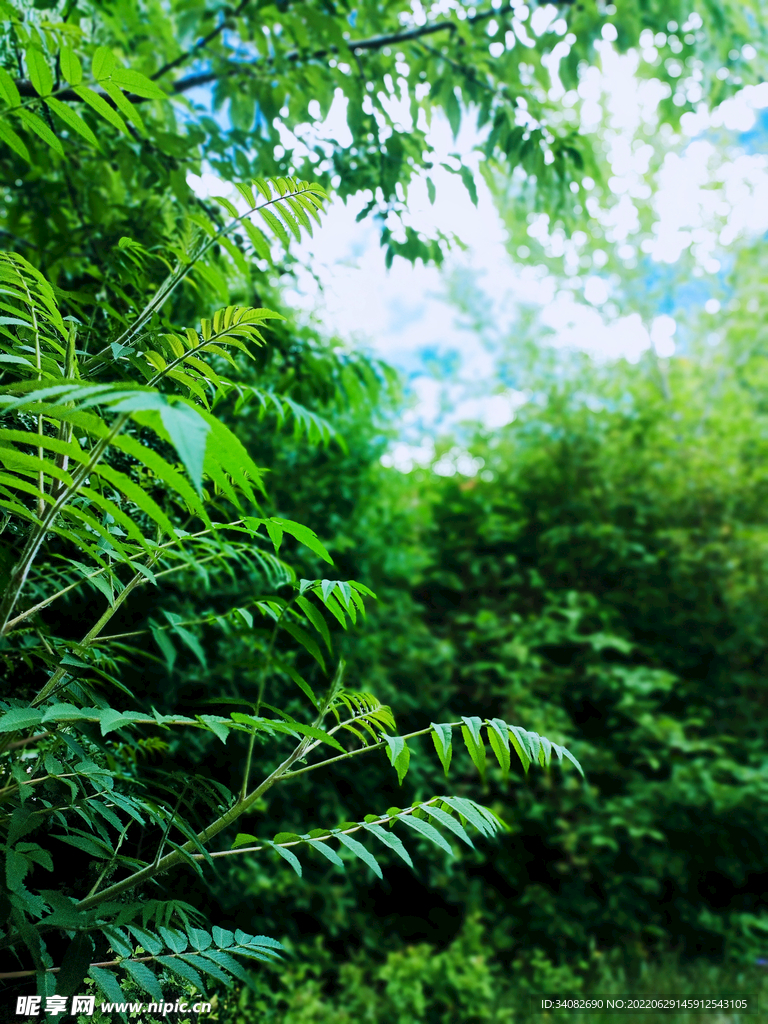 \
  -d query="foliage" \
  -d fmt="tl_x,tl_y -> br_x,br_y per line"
193,231 -> 768,1003
1,0 -> 764,1011
207,930 -> 768,1024
0,66 -> 581,1005
332,251 -> 768,968
0,0 -> 762,282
